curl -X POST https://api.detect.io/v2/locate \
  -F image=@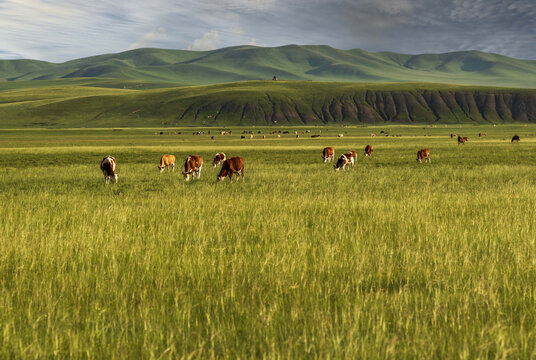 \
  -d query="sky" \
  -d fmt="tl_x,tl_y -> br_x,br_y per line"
1,0 -> 535,62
